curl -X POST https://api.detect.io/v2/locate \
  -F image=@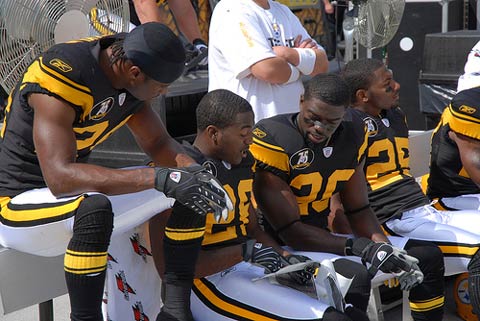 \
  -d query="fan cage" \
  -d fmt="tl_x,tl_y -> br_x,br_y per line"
354,0 -> 405,50
0,0 -> 130,93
